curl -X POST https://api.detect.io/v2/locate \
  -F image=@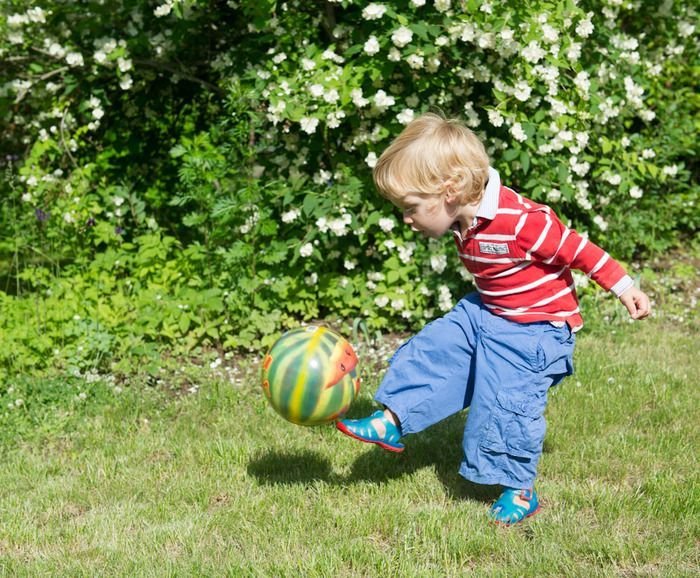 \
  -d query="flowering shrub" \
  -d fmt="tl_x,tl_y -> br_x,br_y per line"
0,0 -> 697,373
